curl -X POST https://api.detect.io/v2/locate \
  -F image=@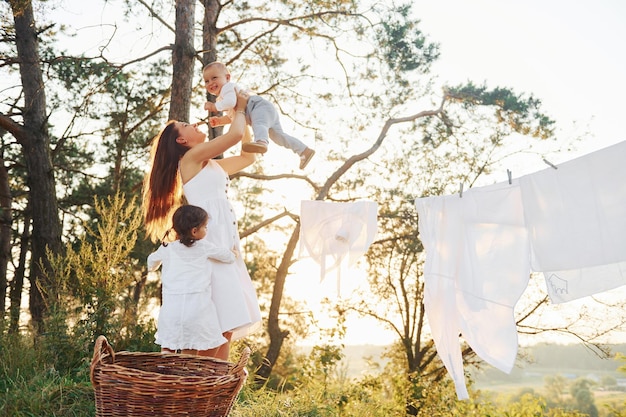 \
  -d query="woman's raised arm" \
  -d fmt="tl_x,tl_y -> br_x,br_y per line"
180,90 -> 249,177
